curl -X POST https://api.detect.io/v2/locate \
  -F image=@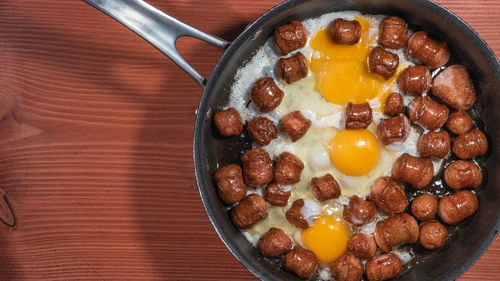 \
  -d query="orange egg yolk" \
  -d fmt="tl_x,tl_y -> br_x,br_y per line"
330,129 -> 380,176
310,16 -> 402,106
302,216 -> 349,263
